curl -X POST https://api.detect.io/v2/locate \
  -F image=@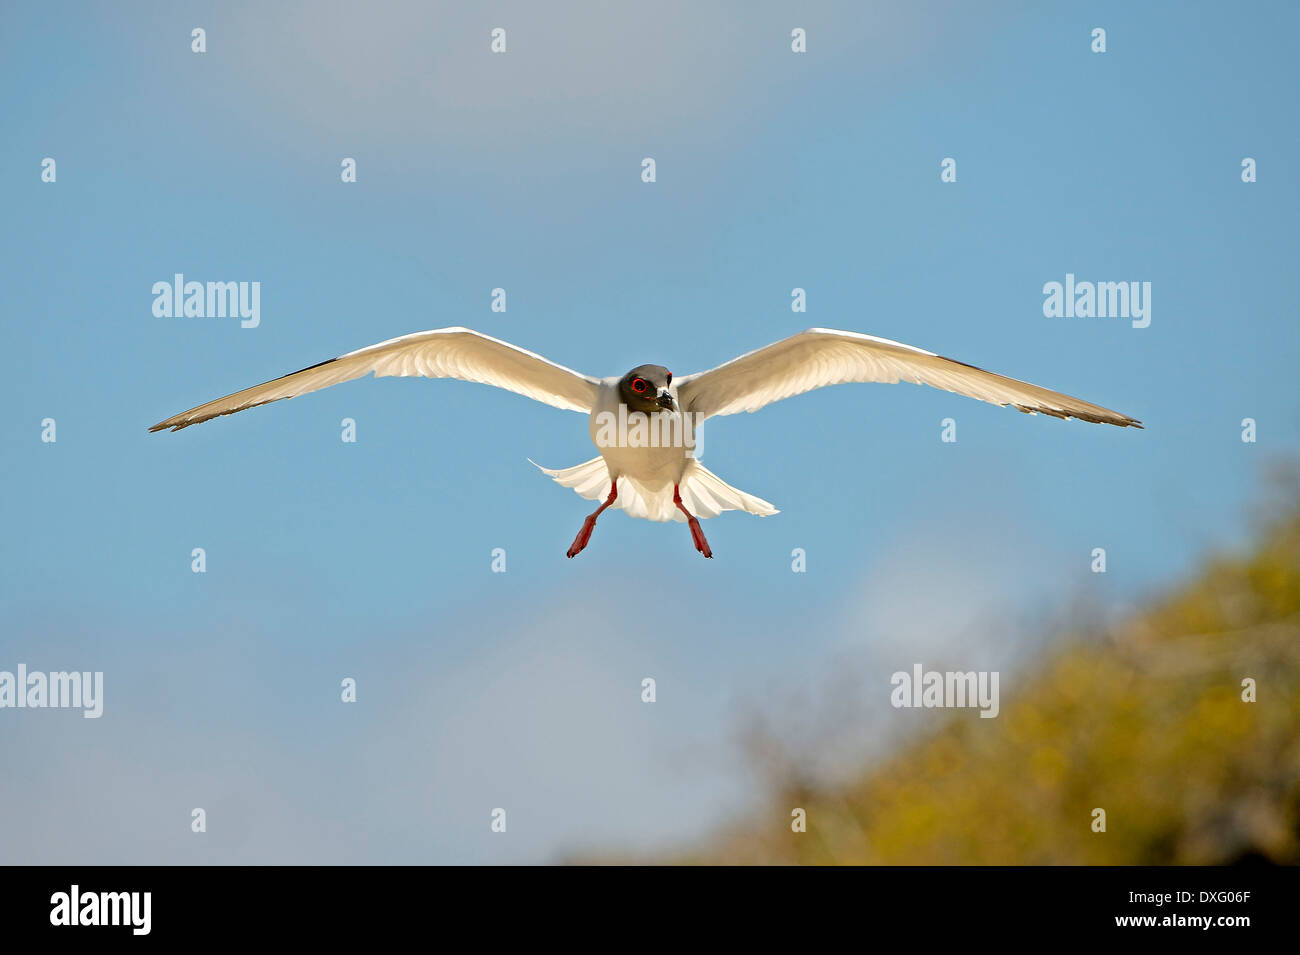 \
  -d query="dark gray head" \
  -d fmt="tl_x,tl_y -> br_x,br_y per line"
619,364 -> 675,413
